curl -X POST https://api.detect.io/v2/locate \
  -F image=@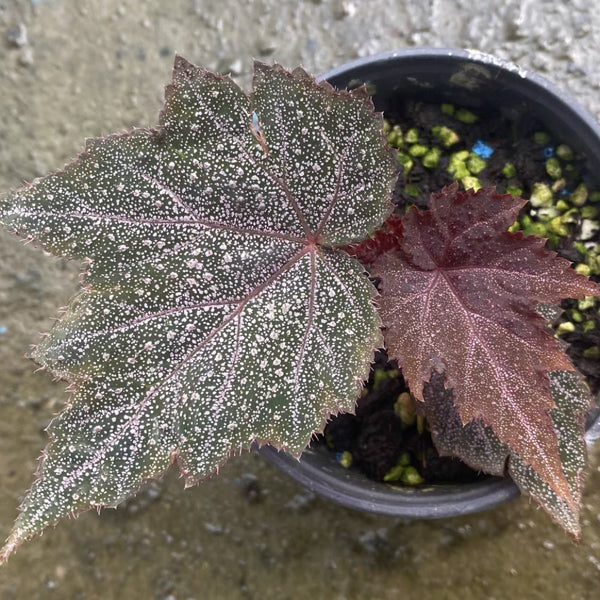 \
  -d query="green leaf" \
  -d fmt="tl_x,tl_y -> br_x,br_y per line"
423,370 -> 591,537
0,56 -> 396,560
507,371 -> 591,539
